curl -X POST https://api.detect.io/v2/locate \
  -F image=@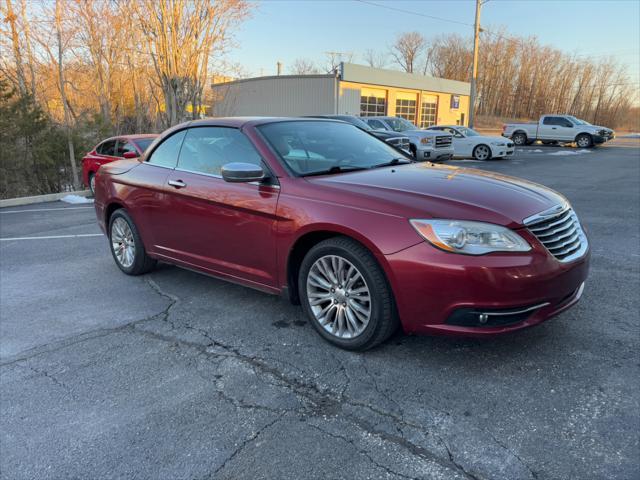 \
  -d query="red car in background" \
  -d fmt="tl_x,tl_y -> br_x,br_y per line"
82,134 -> 158,193
93,118 -> 589,350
